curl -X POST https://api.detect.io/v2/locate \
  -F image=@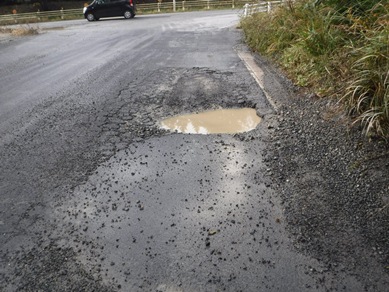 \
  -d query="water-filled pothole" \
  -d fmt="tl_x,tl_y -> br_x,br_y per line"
160,108 -> 261,134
